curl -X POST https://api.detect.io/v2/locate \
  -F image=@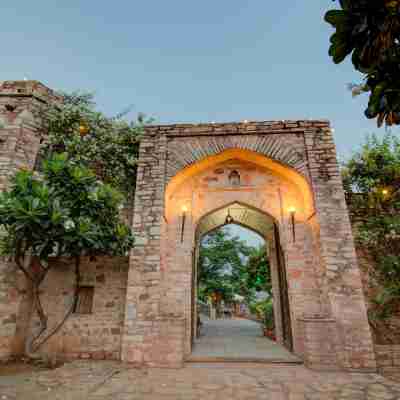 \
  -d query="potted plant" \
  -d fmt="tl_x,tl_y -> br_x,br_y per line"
262,301 -> 276,340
